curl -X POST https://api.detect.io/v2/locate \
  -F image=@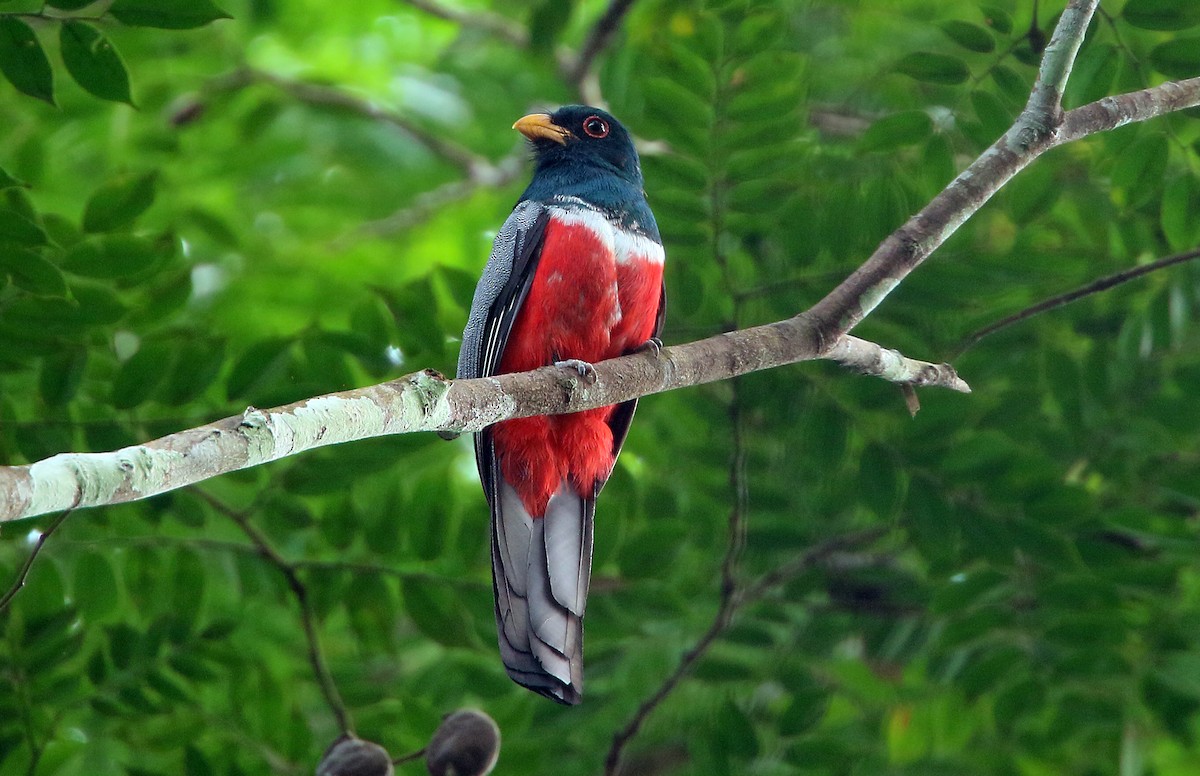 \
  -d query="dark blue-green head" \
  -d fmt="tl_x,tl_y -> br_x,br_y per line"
513,105 -> 655,237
